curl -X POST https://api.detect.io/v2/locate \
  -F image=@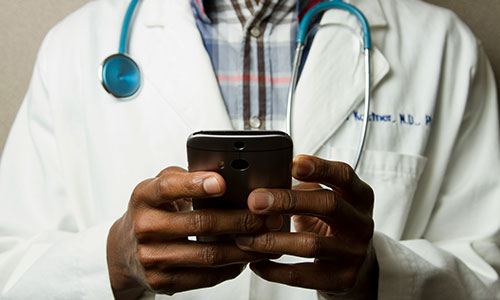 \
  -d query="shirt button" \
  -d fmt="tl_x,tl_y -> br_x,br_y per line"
249,116 -> 262,129
250,26 -> 262,38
